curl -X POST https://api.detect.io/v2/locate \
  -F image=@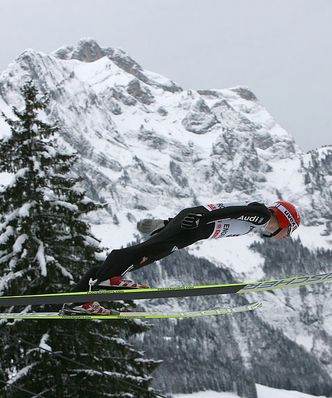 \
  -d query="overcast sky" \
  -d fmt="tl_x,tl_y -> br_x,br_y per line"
1,0 -> 331,152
